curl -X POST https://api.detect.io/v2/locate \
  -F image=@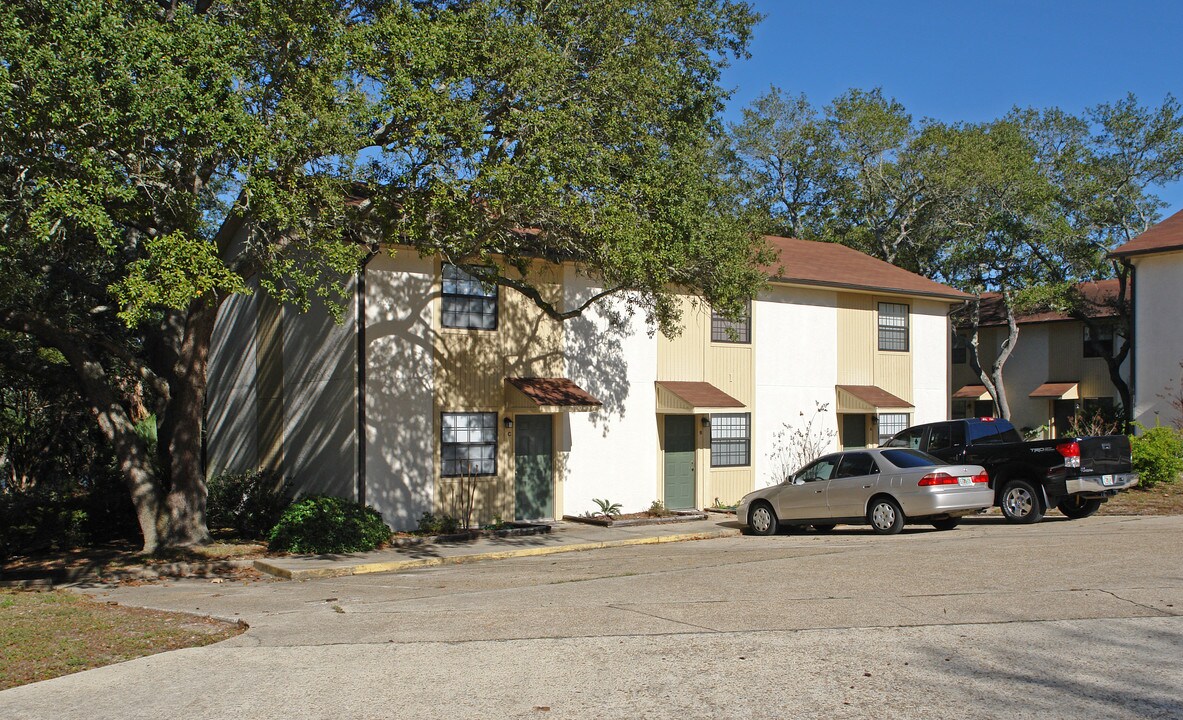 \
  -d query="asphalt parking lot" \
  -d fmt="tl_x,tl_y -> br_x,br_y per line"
2,514 -> 1181,719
